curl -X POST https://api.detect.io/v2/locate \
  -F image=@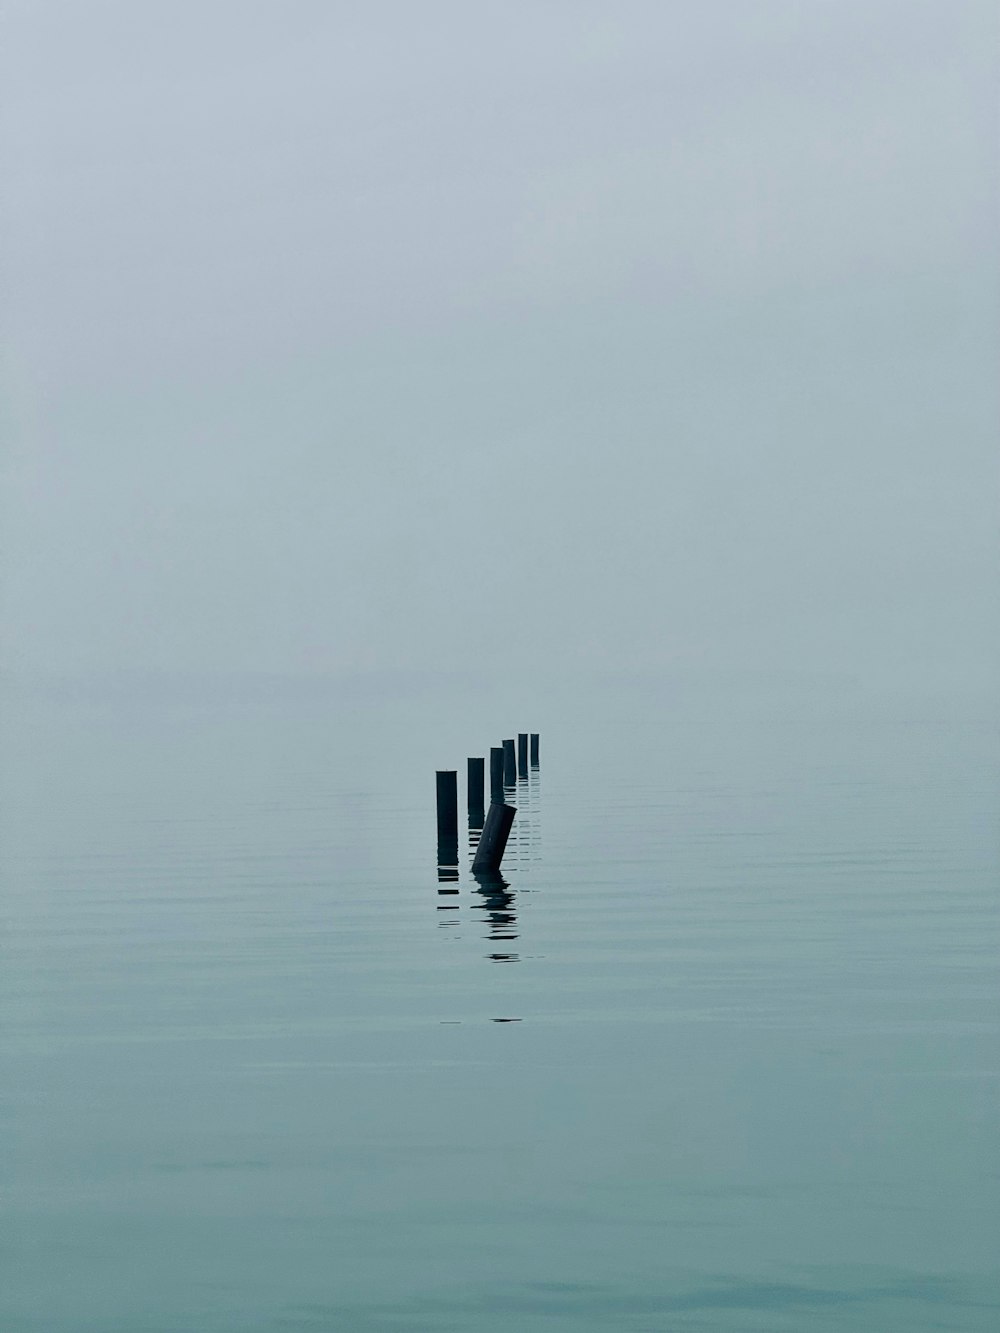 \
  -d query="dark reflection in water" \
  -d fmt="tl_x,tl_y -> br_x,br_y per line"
437,830 -> 459,887
468,805 -> 484,860
501,766 -> 541,874
472,867 -> 519,962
